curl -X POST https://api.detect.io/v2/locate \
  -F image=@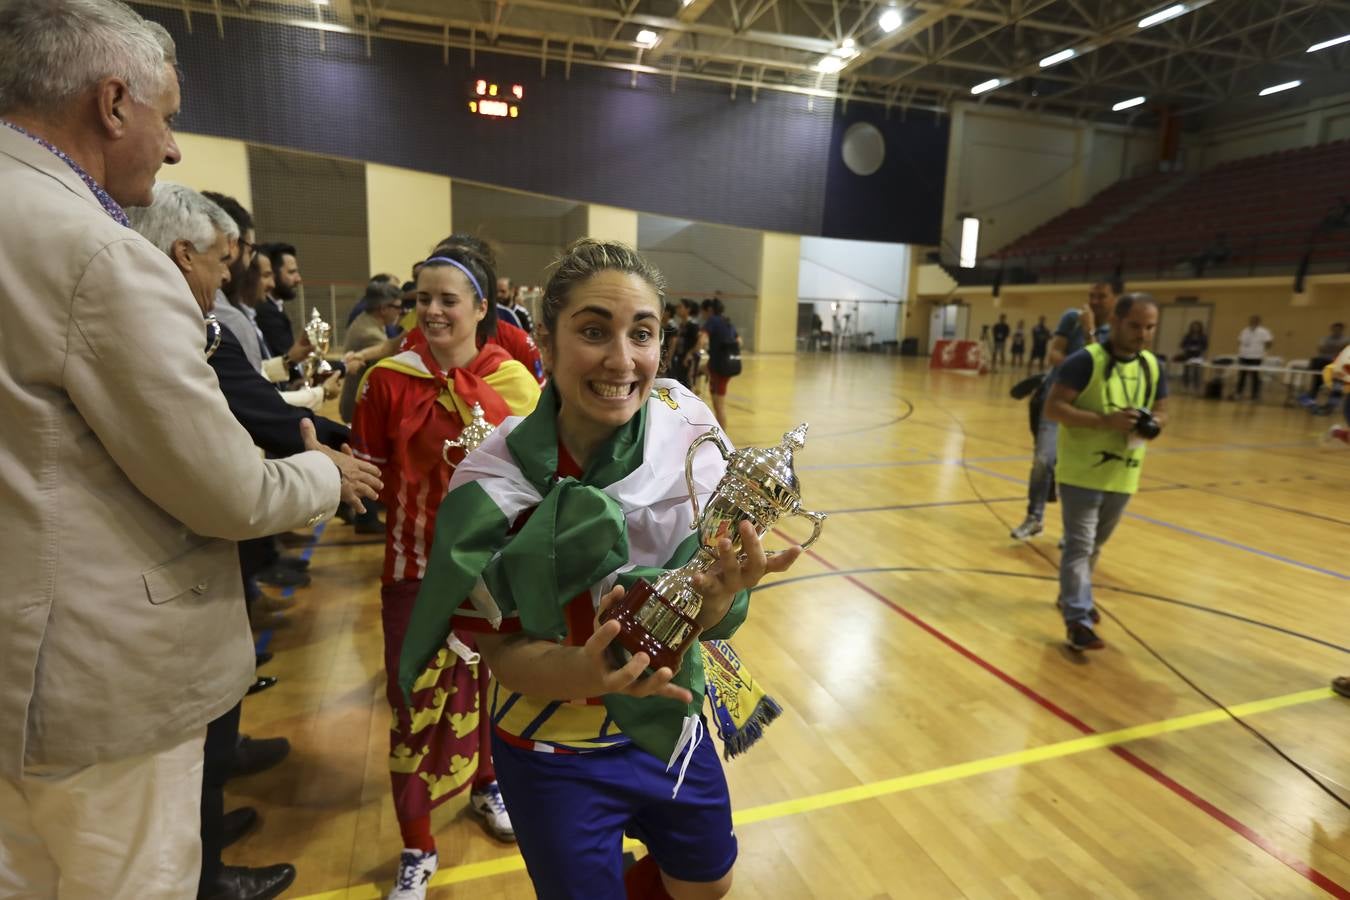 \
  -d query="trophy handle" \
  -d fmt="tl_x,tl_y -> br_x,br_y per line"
684,429 -> 730,529
766,509 -> 826,556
